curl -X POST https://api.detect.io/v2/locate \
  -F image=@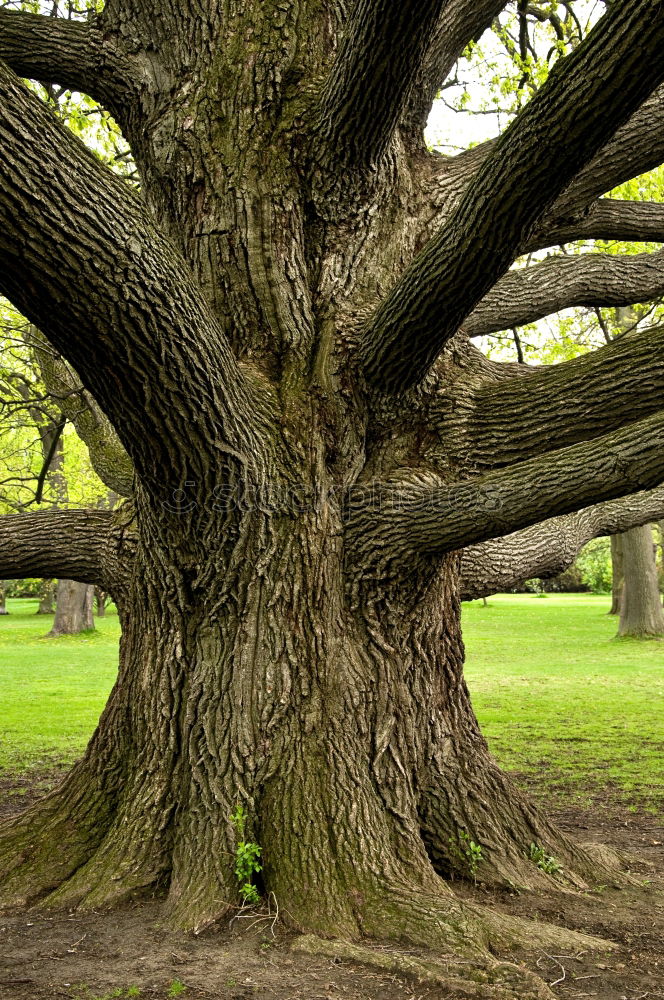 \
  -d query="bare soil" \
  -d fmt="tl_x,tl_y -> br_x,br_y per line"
1,770 -> 662,1000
